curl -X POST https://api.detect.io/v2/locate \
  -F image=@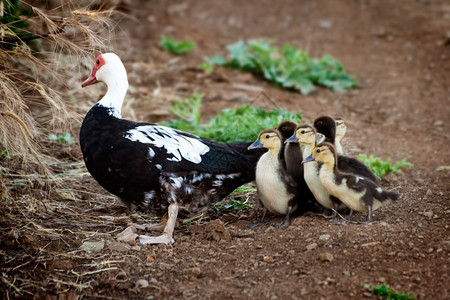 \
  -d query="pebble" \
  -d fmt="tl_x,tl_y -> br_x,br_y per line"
434,120 -> 443,126
427,248 -> 434,253
135,279 -> 149,288
319,252 -> 334,262
319,234 -> 331,241
422,211 -> 434,218
306,243 -> 318,251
